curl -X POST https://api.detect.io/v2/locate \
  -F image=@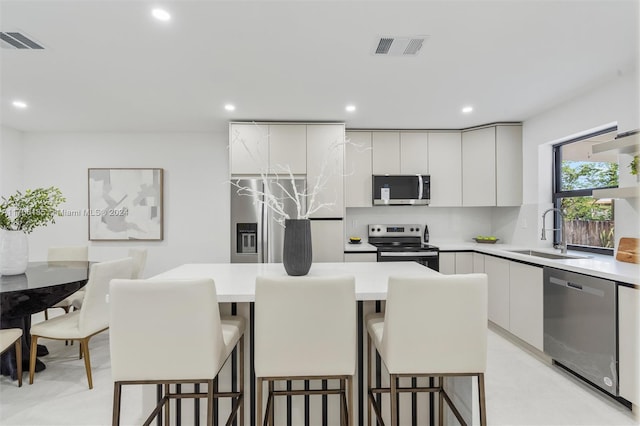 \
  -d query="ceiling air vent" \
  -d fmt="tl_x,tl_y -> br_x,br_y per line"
1,32 -> 44,49
372,36 -> 428,56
